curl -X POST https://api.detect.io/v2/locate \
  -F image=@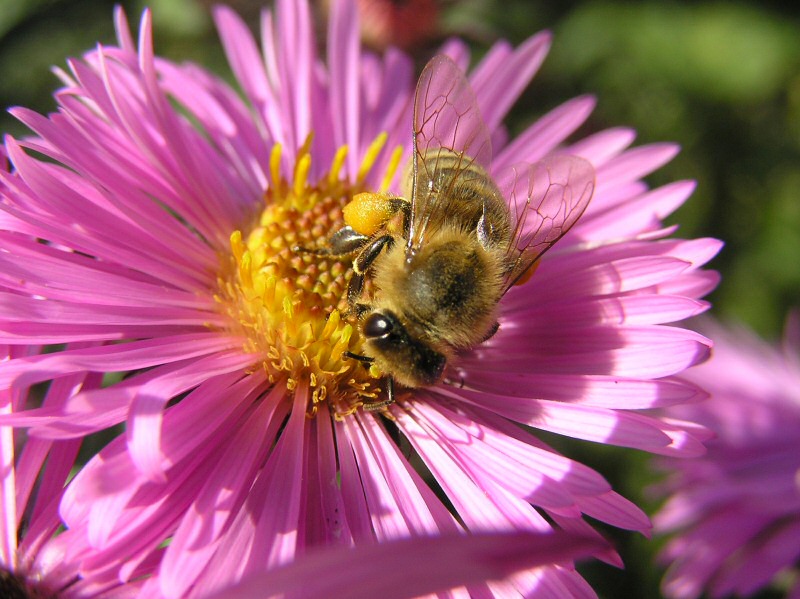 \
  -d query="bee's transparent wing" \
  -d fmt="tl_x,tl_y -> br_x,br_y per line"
407,55 -> 492,252
501,155 -> 595,291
